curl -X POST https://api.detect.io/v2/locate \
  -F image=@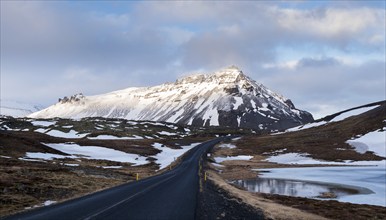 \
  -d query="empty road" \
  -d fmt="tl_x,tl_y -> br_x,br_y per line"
3,137 -> 226,220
